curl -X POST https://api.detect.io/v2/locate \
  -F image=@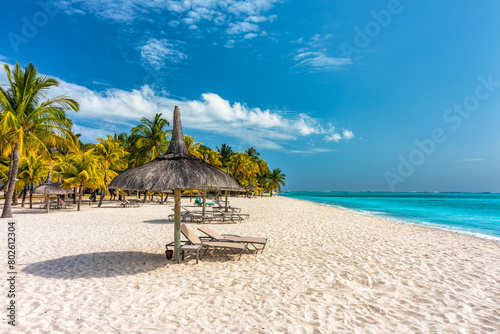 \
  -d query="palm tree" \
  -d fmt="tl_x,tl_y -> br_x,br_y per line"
17,153 -> 48,208
197,145 -> 222,168
129,113 -> 170,166
267,168 -> 286,196
245,147 -> 260,161
94,135 -> 128,207
216,143 -> 233,167
59,149 -> 101,211
229,152 -> 259,183
184,135 -> 203,158
0,62 -> 79,218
